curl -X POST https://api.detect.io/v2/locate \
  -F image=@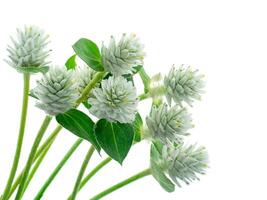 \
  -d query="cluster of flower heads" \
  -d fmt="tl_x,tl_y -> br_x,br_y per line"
5,25 -> 208,192
146,64 -> 208,190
